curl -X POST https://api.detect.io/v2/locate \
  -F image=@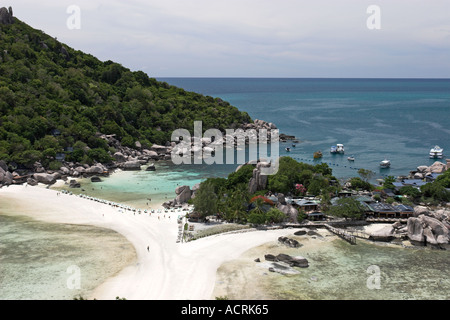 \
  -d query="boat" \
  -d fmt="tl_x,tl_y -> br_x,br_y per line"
331,144 -> 345,154
347,156 -> 355,161
285,147 -> 291,152
380,159 -> 391,168
314,151 -> 323,159
429,145 -> 444,159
